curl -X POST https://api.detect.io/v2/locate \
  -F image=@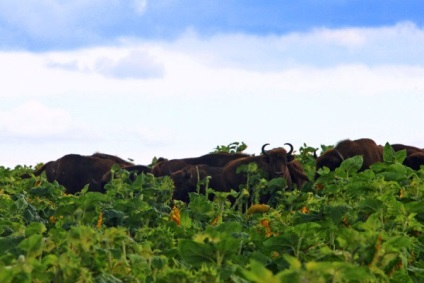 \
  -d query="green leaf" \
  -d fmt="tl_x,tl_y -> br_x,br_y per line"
263,234 -> 298,251
336,156 -> 363,176
358,198 -> 384,214
94,273 -> 123,283
180,210 -> 192,228
19,234 -> 44,257
0,236 -> 24,254
151,255 -> 168,269
362,213 -> 383,231
374,163 -> 408,182
326,205 -> 350,225
41,254 -> 58,268
178,239 -> 215,266
242,260 -> 279,283
0,267 -> 14,283
214,221 -> 242,234
25,222 -> 46,237
395,149 -> 407,164
293,222 -> 321,236
102,209 -> 126,227
383,142 -> 395,163
383,236 -> 412,252
283,254 -> 302,270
